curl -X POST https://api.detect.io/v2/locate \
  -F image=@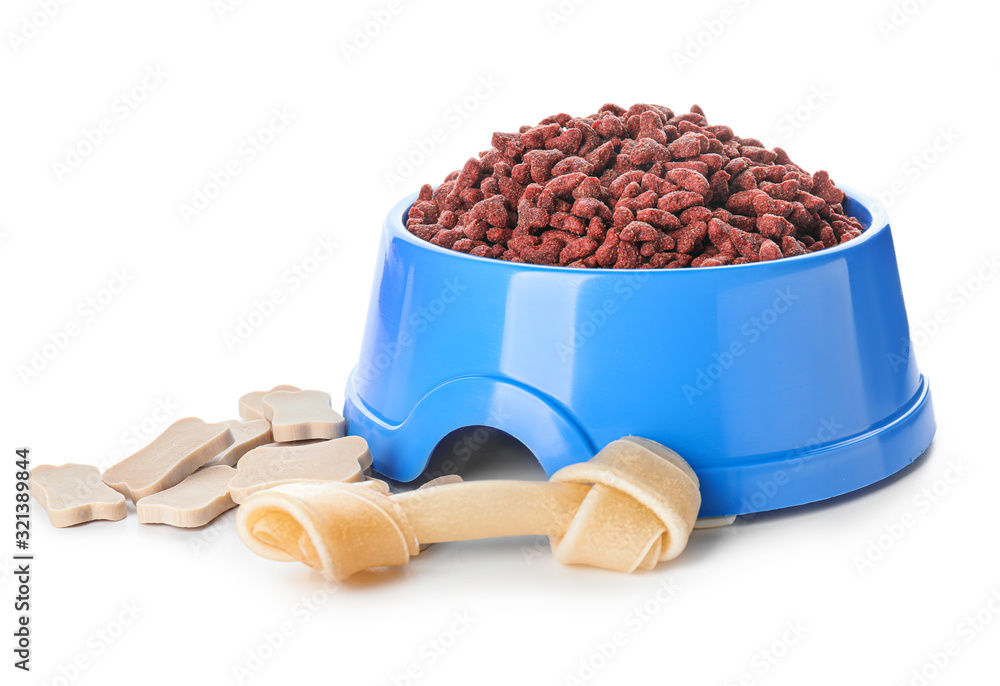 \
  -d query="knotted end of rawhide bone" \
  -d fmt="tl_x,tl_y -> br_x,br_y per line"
238,480 -> 418,579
